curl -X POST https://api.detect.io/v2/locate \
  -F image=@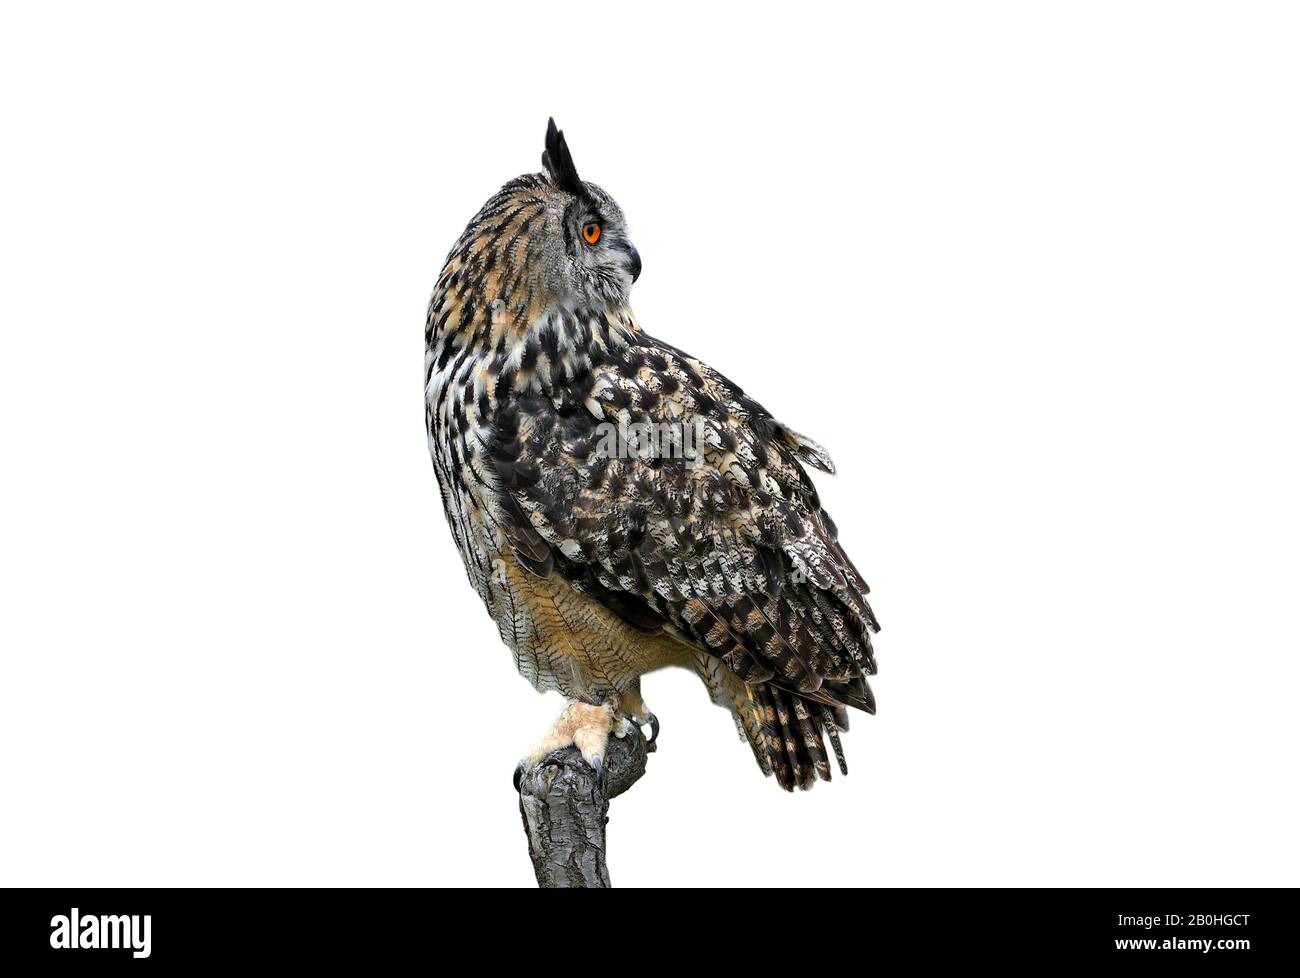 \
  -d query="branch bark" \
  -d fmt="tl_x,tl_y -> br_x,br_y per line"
516,730 -> 649,888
